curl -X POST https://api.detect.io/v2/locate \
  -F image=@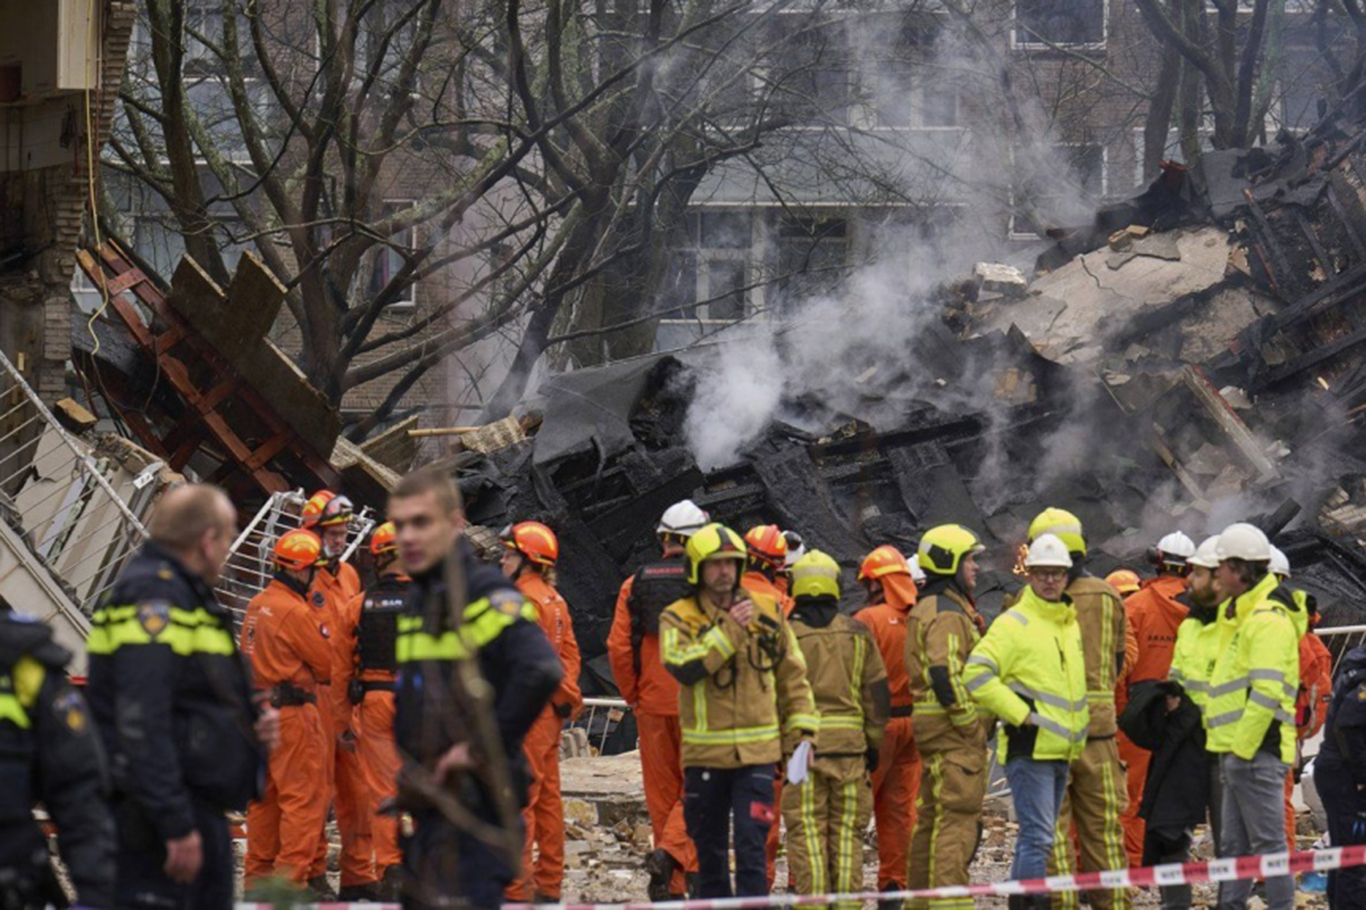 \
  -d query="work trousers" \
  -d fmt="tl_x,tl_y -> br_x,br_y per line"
1218,751 -> 1293,910
906,740 -> 986,910
402,809 -> 520,910
766,774 -> 784,891
1117,730 -> 1149,867
781,755 -> 872,910
1051,736 -> 1131,910
871,715 -> 920,889
510,708 -> 566,900
1004,758 -> 1069,881
1316,759 -> 1366,910
683,764 -> 775,898
245,703 -> 327,885
357,689 -> 402,872
113,799 -> 234,910
637,713 -> 696,895
1143,825 -> 1194,910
